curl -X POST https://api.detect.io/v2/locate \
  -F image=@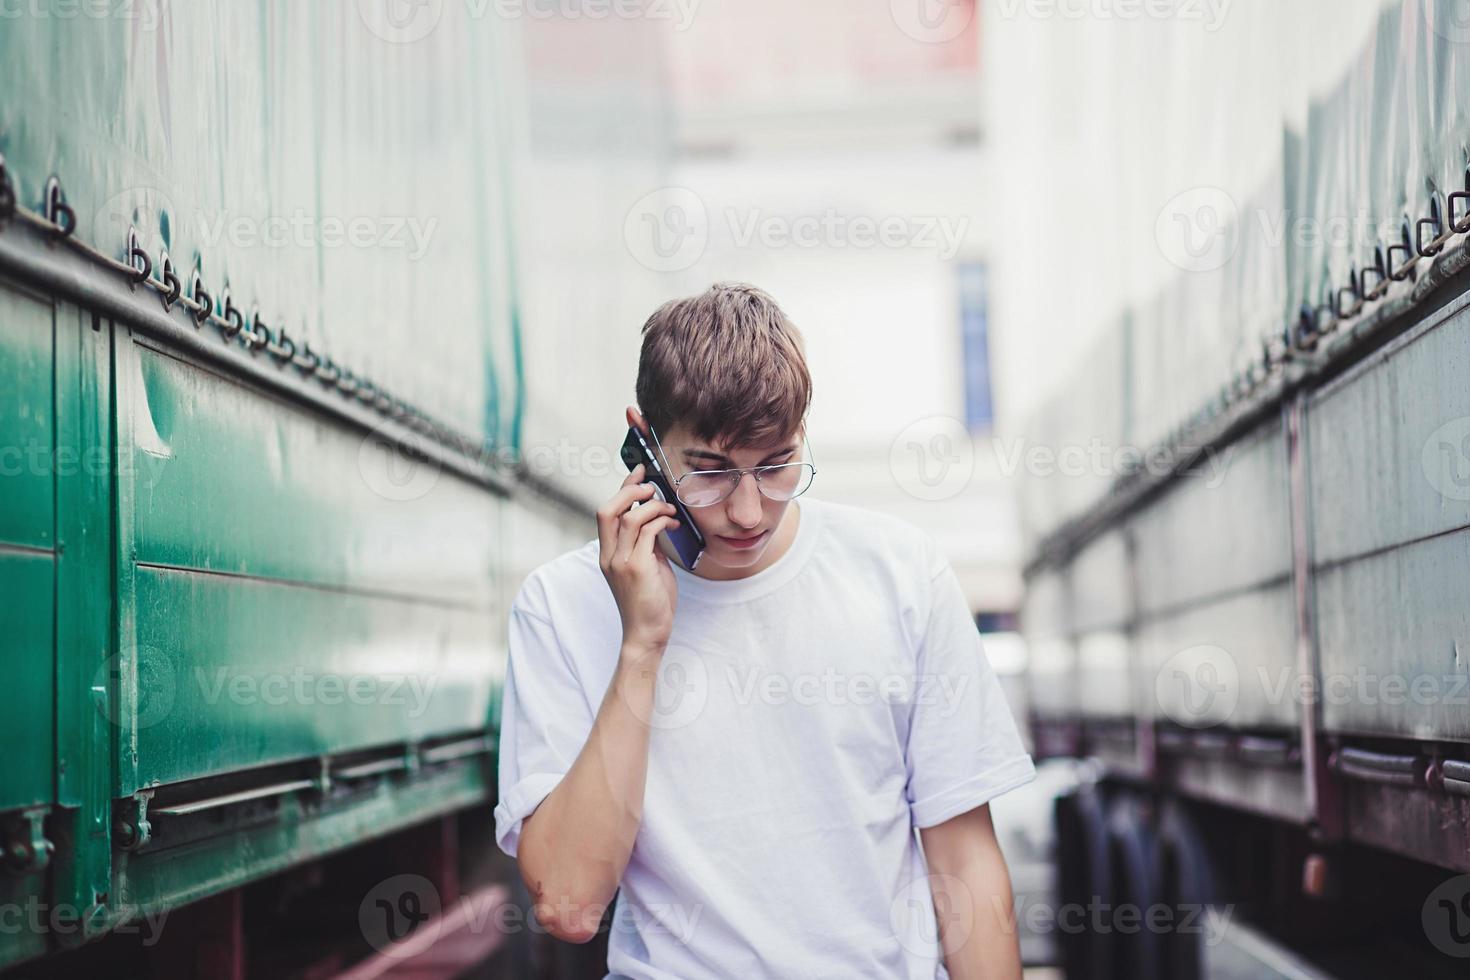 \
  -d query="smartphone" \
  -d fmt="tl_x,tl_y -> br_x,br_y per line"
620,426 -> 706,571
